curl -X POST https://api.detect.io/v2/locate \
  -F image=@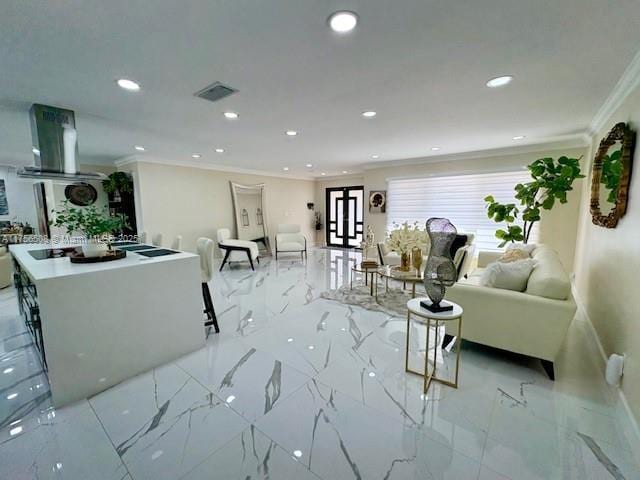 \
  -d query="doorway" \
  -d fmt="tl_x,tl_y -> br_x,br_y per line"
325,186 -> 364,248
